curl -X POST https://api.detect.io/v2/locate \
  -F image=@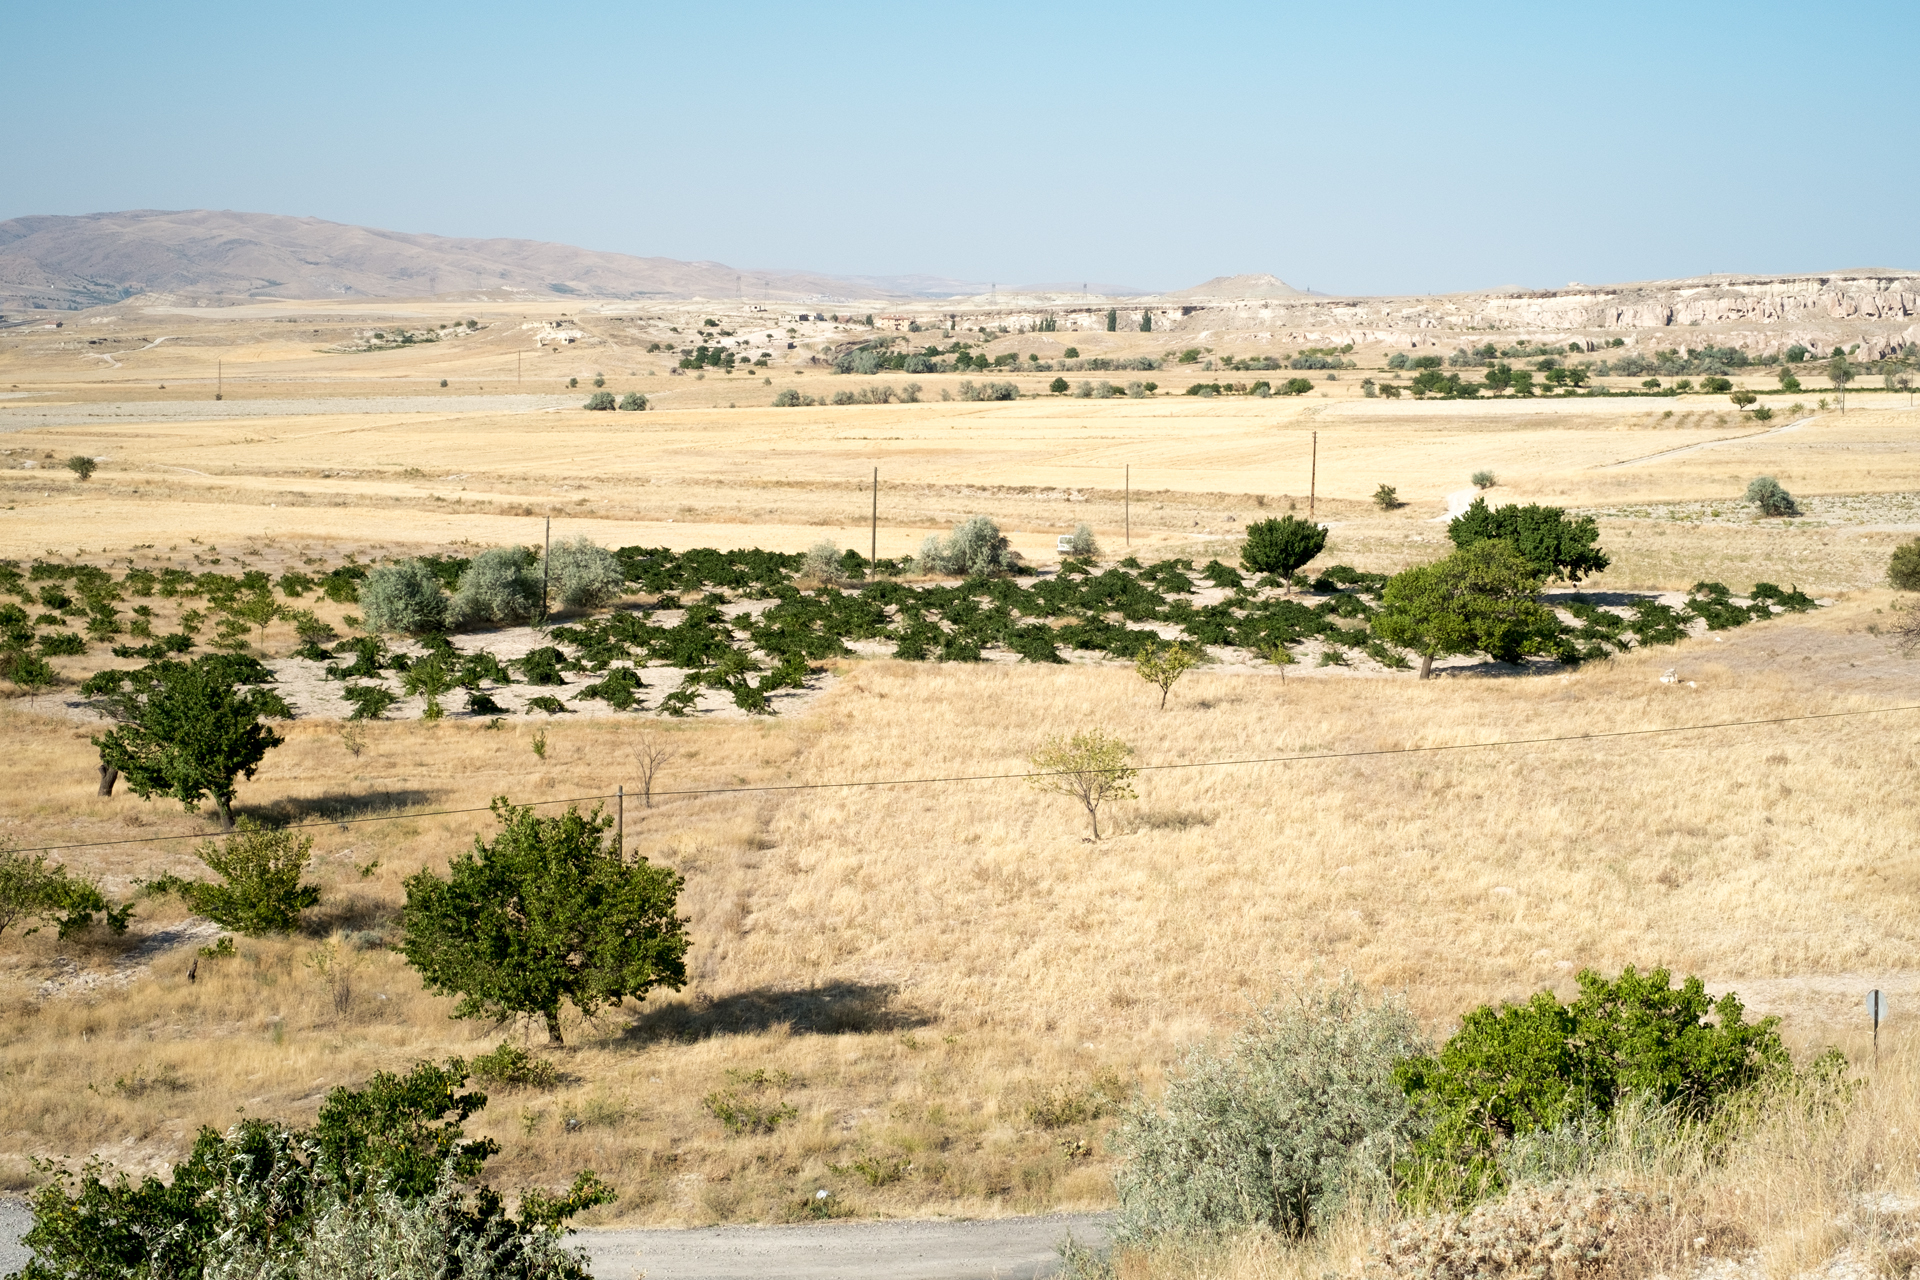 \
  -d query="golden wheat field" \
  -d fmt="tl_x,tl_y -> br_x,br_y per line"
3,307 -> 1919,1238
